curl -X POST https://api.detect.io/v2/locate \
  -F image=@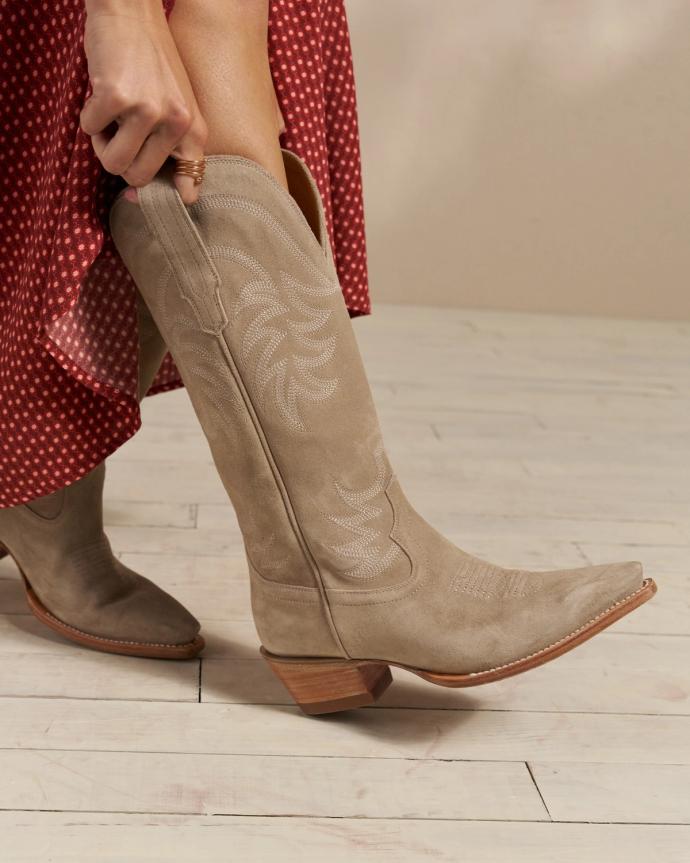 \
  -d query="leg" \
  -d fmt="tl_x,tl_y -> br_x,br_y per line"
168,0 -> 287,189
